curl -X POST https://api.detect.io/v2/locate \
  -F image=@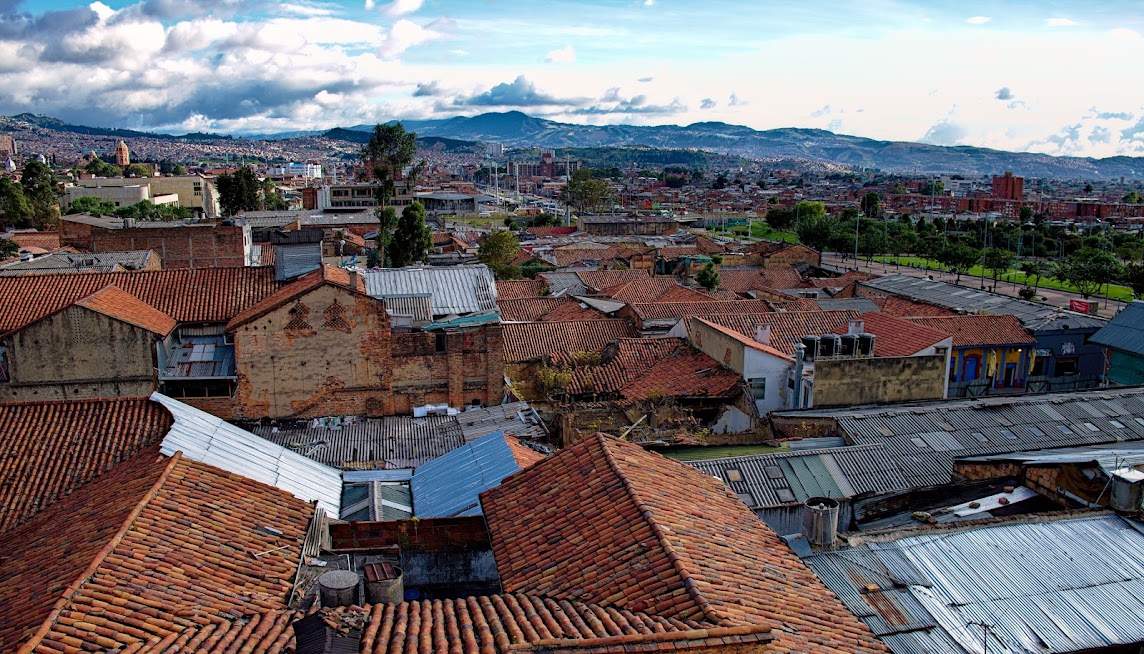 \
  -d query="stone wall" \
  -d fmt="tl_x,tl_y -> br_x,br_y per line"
813,354 -> 947,407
